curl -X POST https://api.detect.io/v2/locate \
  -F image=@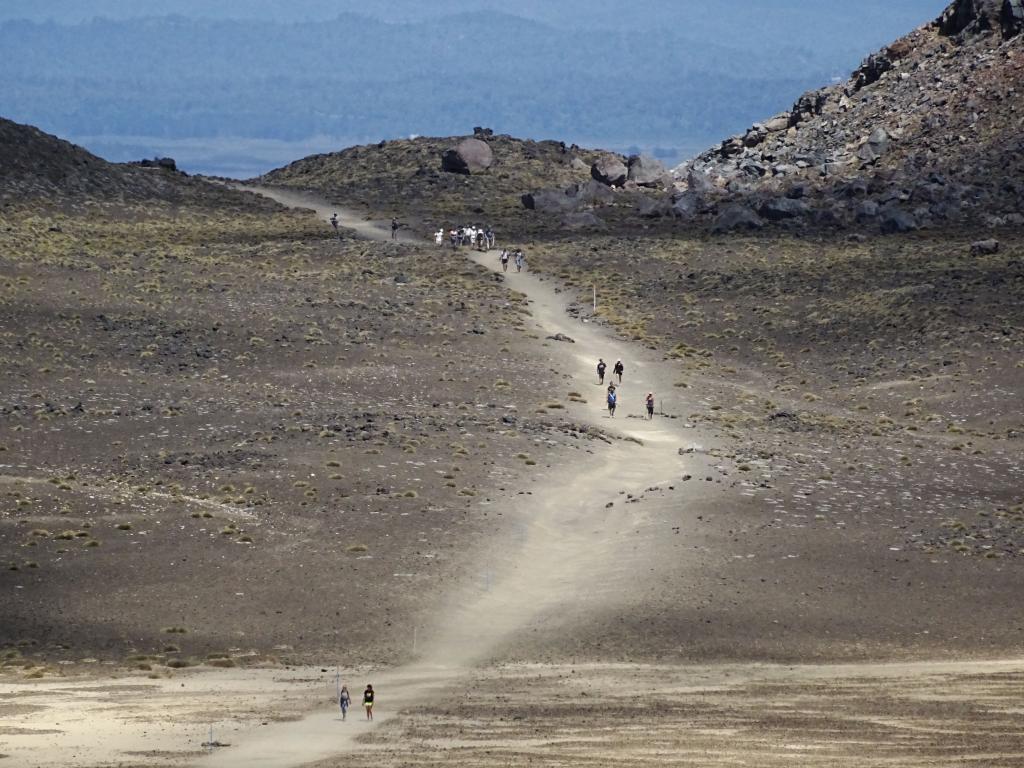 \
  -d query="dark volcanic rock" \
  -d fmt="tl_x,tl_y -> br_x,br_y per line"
970,238 -> 1000,254
758,197 -> 810,221
712,204 -> 764,233
591,155 -> 628,186
878,207 -> 918,233
521,189 -> 578,213
671,192 -> 703,220
441,138 -> 494,174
